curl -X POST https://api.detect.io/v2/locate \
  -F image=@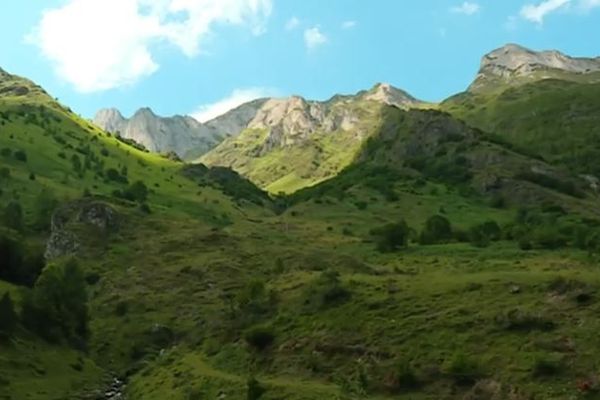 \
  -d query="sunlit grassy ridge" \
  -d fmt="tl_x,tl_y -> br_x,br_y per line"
200,101 -> 385,194
442,74 -> 600,177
